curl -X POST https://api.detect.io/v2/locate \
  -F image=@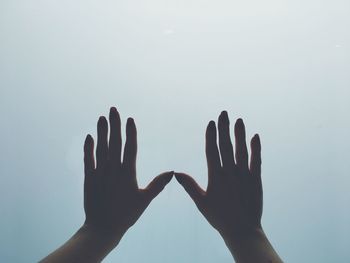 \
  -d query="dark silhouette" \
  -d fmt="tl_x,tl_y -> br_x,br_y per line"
40,107 -> 282,263
175,111 -> 282,262
40,107 -> 173,262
